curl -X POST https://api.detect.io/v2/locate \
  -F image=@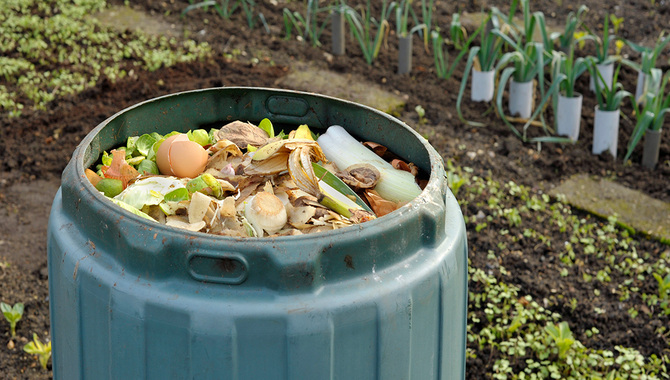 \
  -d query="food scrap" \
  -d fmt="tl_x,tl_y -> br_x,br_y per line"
87,119 -> 425,237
